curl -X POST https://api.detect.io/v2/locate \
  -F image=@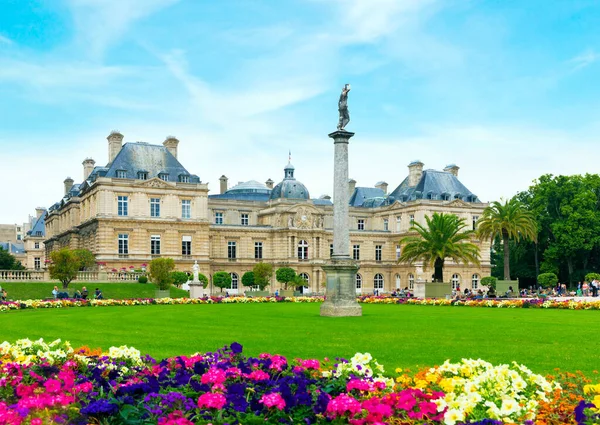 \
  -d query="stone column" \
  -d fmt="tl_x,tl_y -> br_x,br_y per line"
320,130 -> 362,316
